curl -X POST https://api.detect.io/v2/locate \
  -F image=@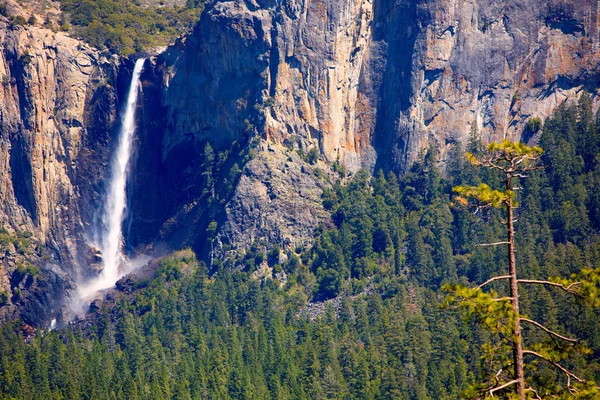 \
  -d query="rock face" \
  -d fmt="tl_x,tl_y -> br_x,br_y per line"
0,9 -> 122,324
0,23 -> 119,263
126,0 -> 600,262
215,143 -> 336,259
146,0 -> 600,173
401,0 -> 600,169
